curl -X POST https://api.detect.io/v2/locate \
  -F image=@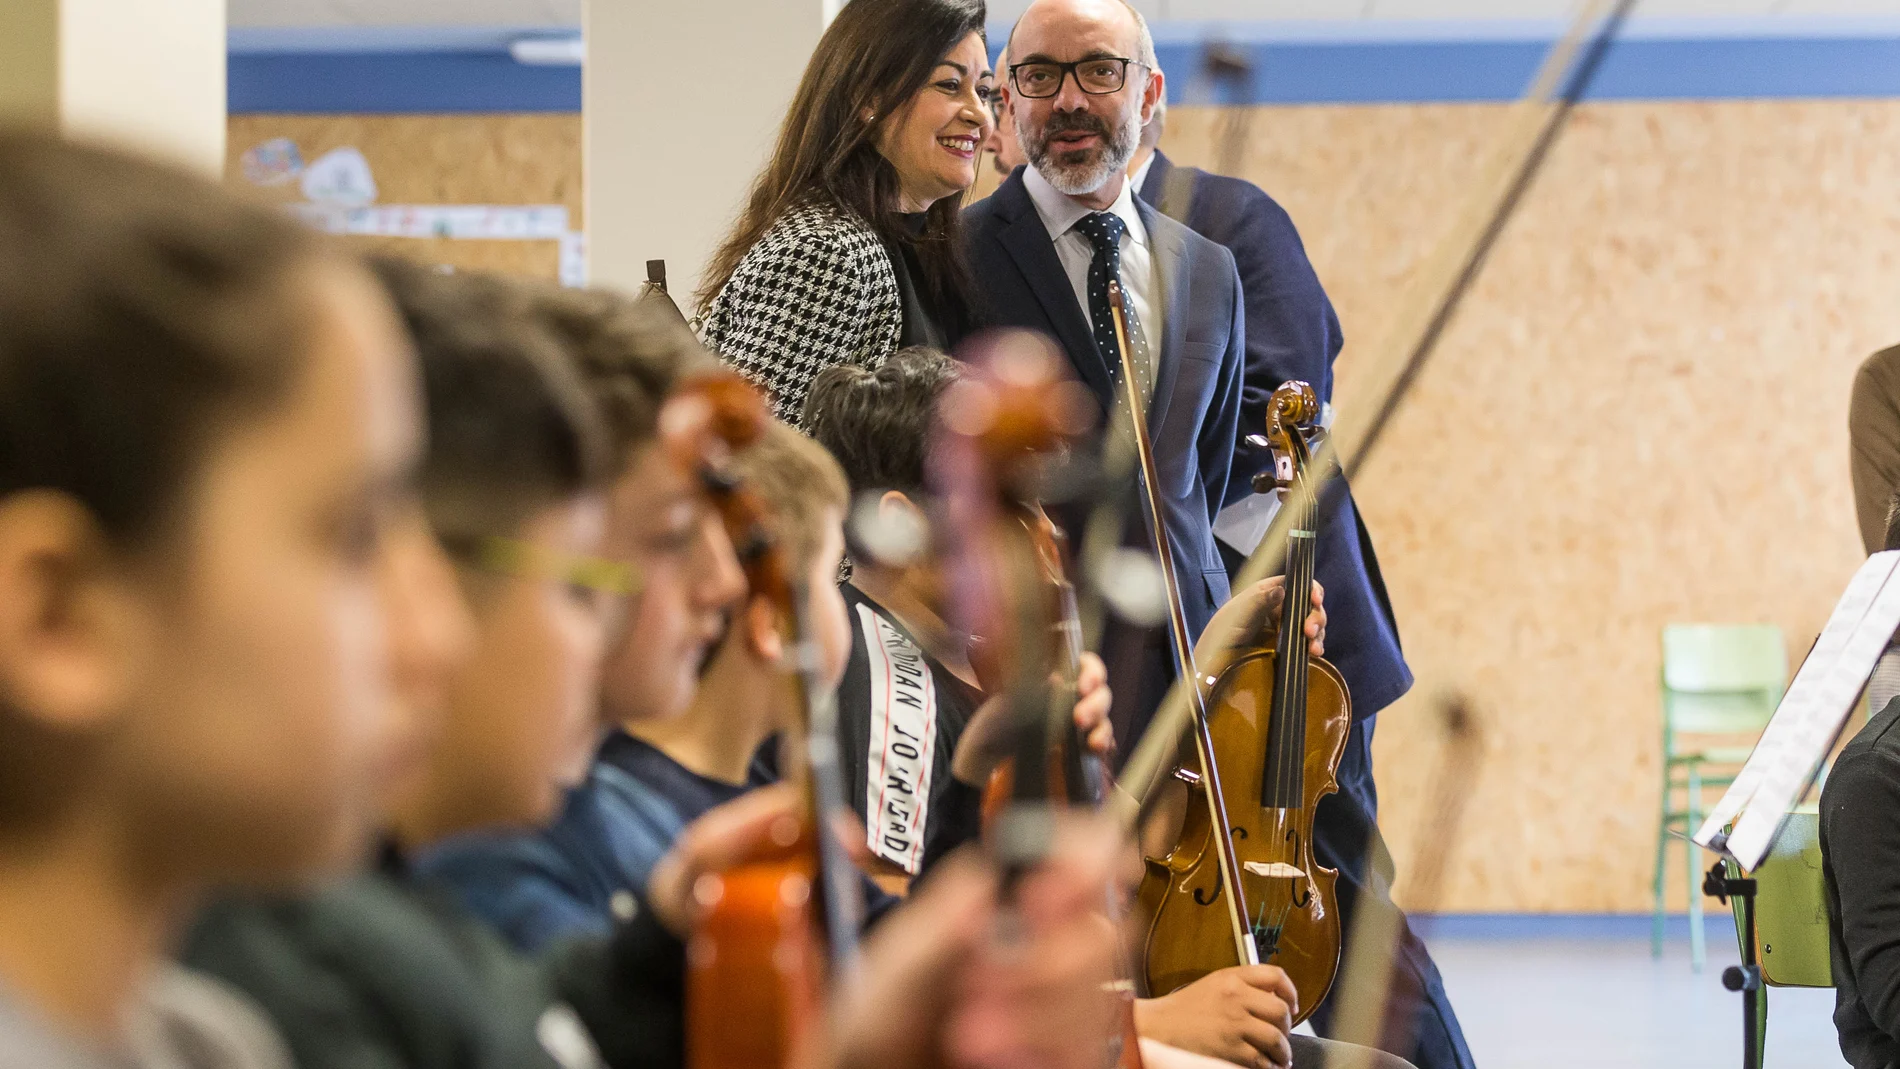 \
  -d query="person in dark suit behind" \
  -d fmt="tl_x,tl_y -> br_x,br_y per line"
962,0 -> 1247,741
1127,78 -> 1476,1069
1849,343 -> 1900,555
